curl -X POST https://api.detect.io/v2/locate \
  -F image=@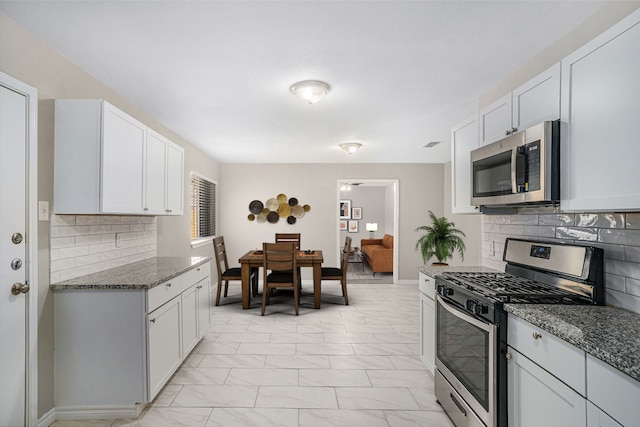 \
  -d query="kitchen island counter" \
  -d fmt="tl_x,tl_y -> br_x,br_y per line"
50,256 -> 210,290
